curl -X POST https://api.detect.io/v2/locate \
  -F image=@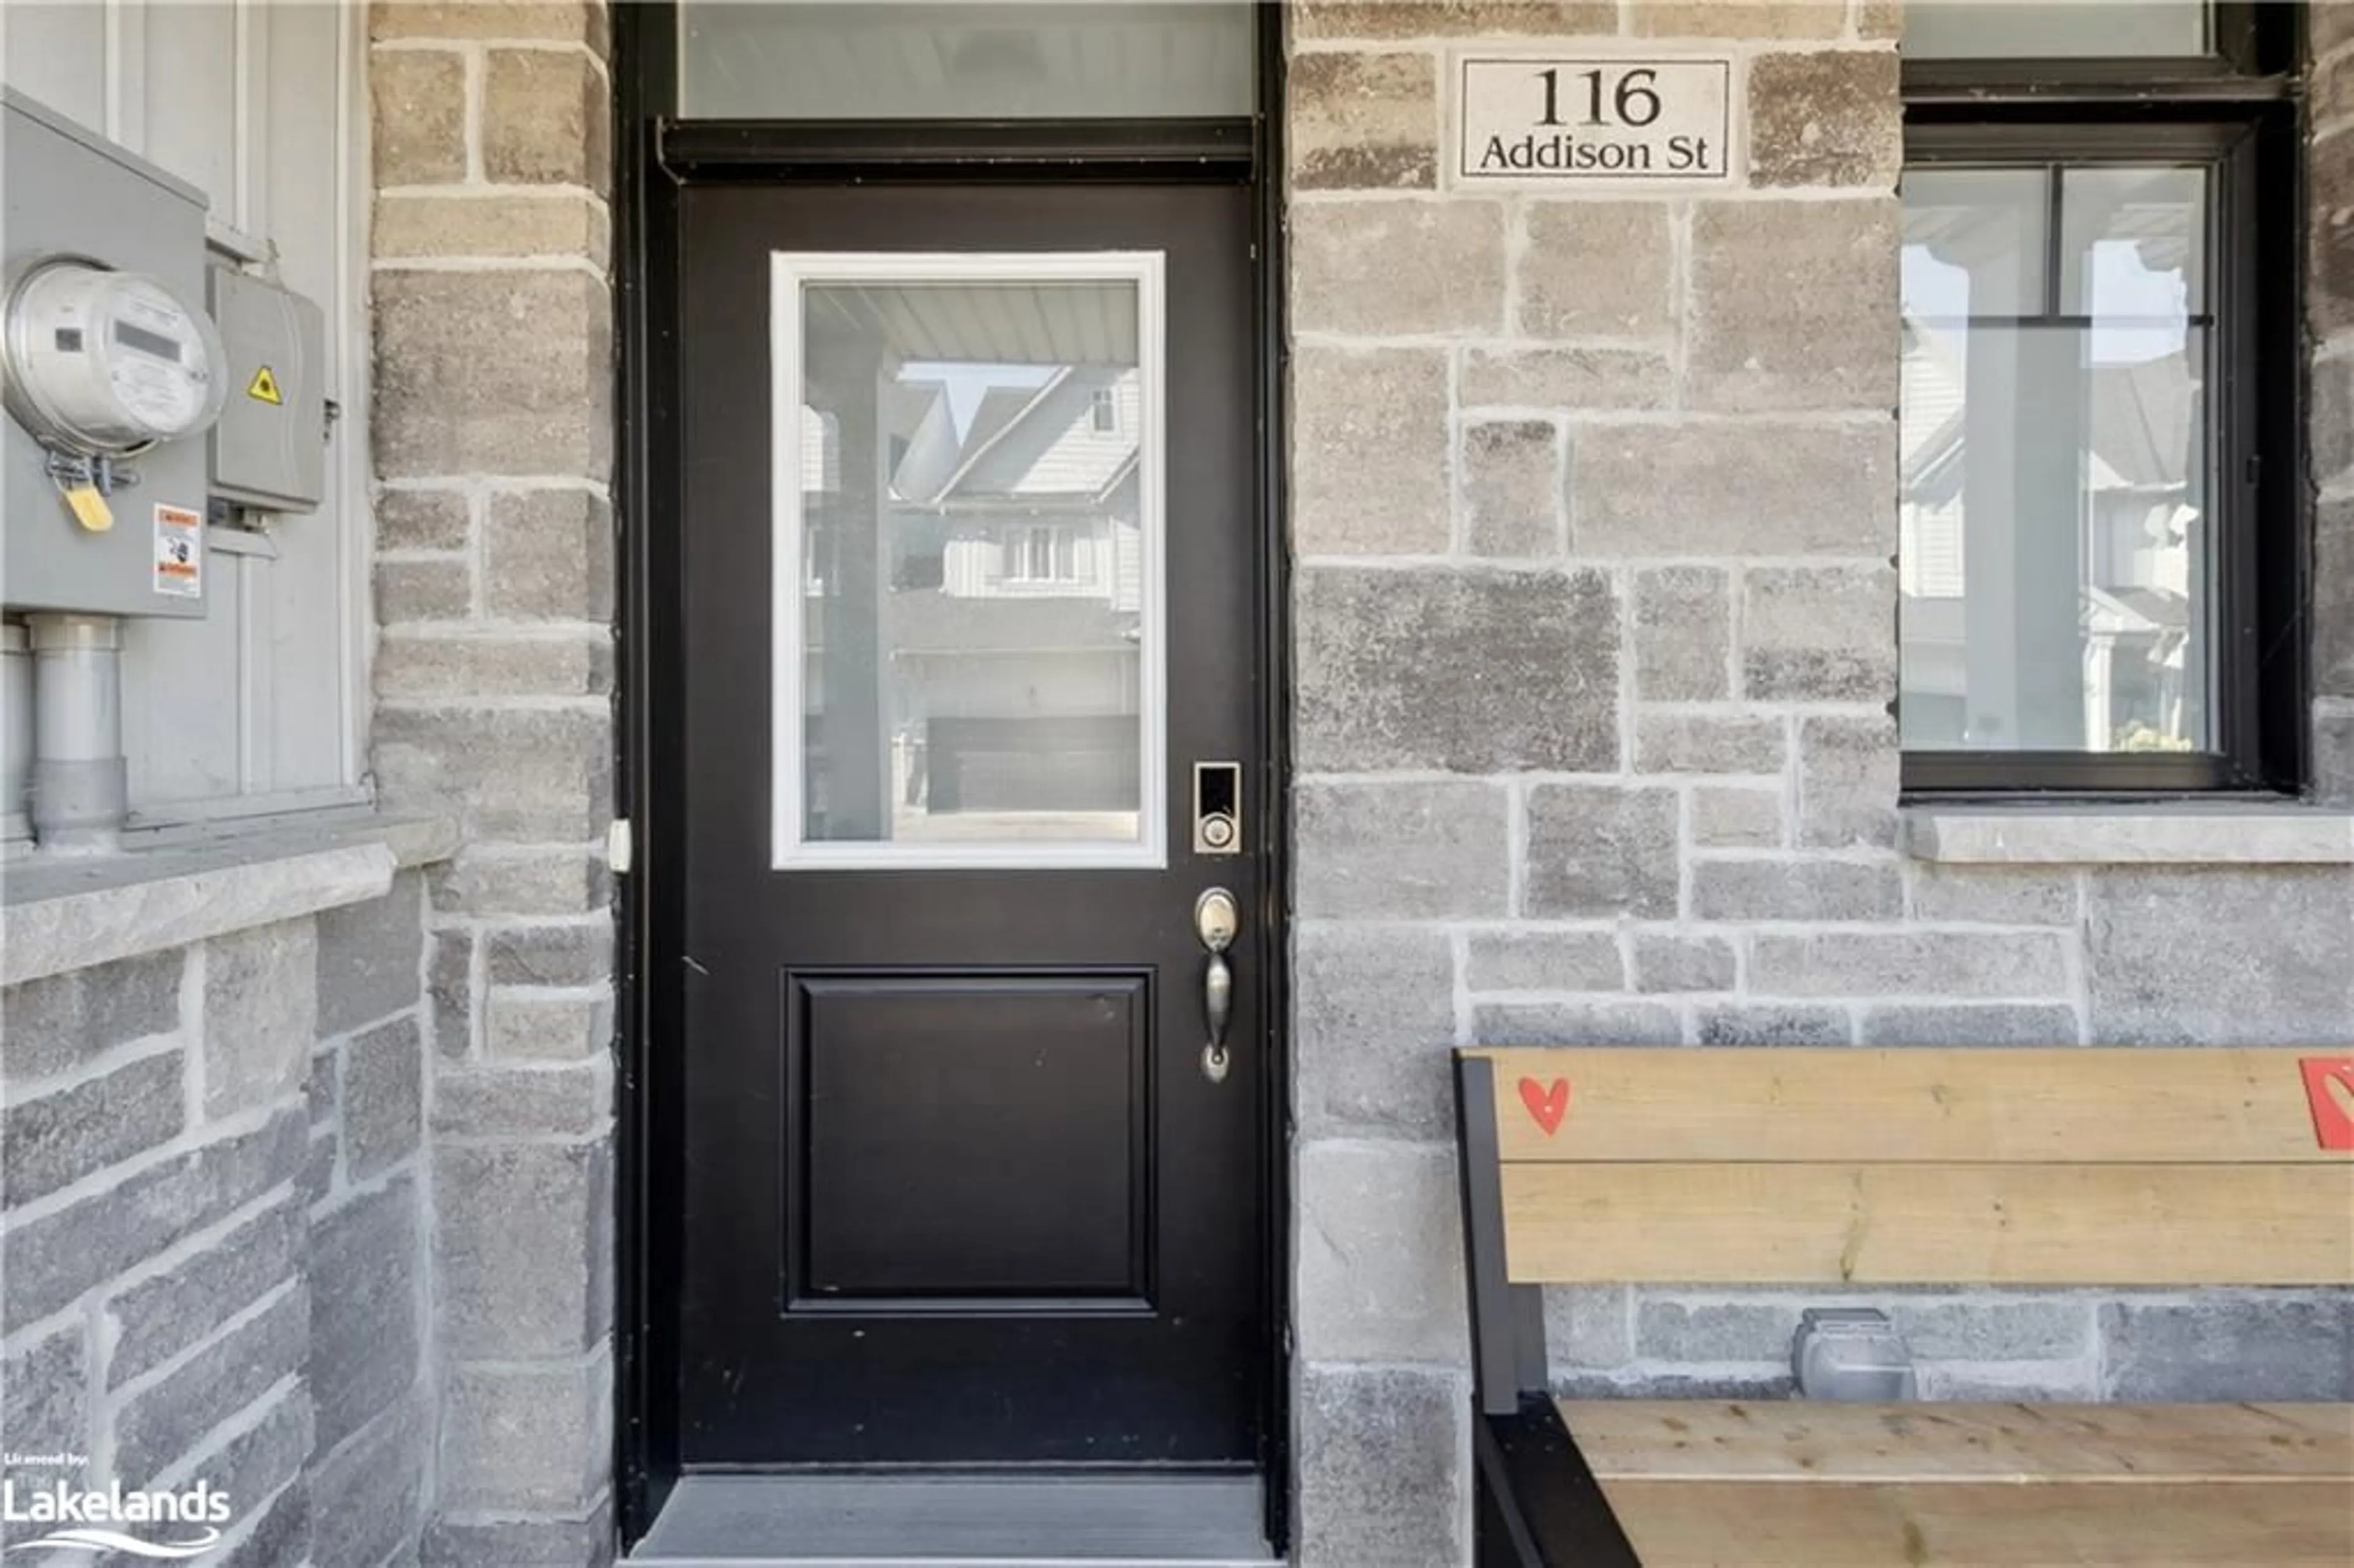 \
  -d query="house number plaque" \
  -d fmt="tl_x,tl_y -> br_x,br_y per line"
1454,54 -> 1736,187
